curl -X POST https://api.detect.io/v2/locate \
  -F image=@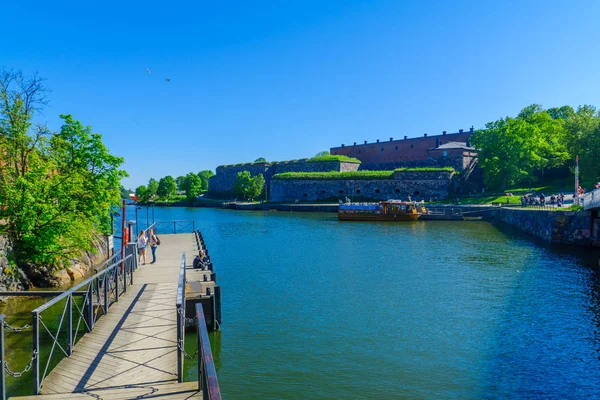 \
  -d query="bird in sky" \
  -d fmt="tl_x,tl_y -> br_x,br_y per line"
146,68 -> 151,74
165,77 -> 171,82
